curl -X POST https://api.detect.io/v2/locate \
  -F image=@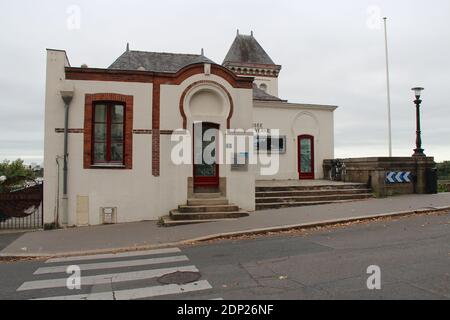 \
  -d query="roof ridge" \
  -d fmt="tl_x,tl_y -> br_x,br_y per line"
108,49 -> 215,72
129,50 -> 204,57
